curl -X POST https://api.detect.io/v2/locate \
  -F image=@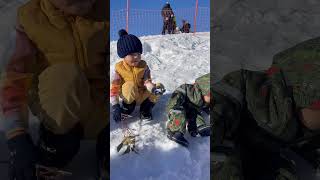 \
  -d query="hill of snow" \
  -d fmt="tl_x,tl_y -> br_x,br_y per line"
212,0 -> 320,81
